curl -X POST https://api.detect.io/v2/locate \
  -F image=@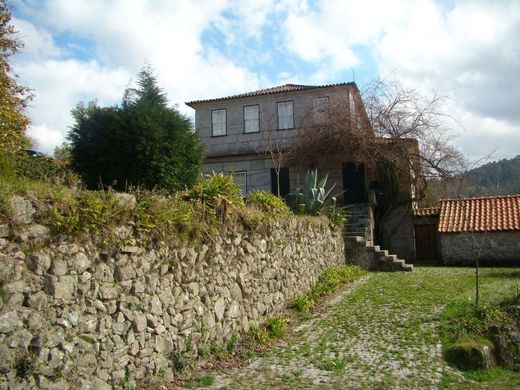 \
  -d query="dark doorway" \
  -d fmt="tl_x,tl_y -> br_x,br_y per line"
343,162 -> 367,204
271,167 -> 290,199
414,224 -> 438,262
